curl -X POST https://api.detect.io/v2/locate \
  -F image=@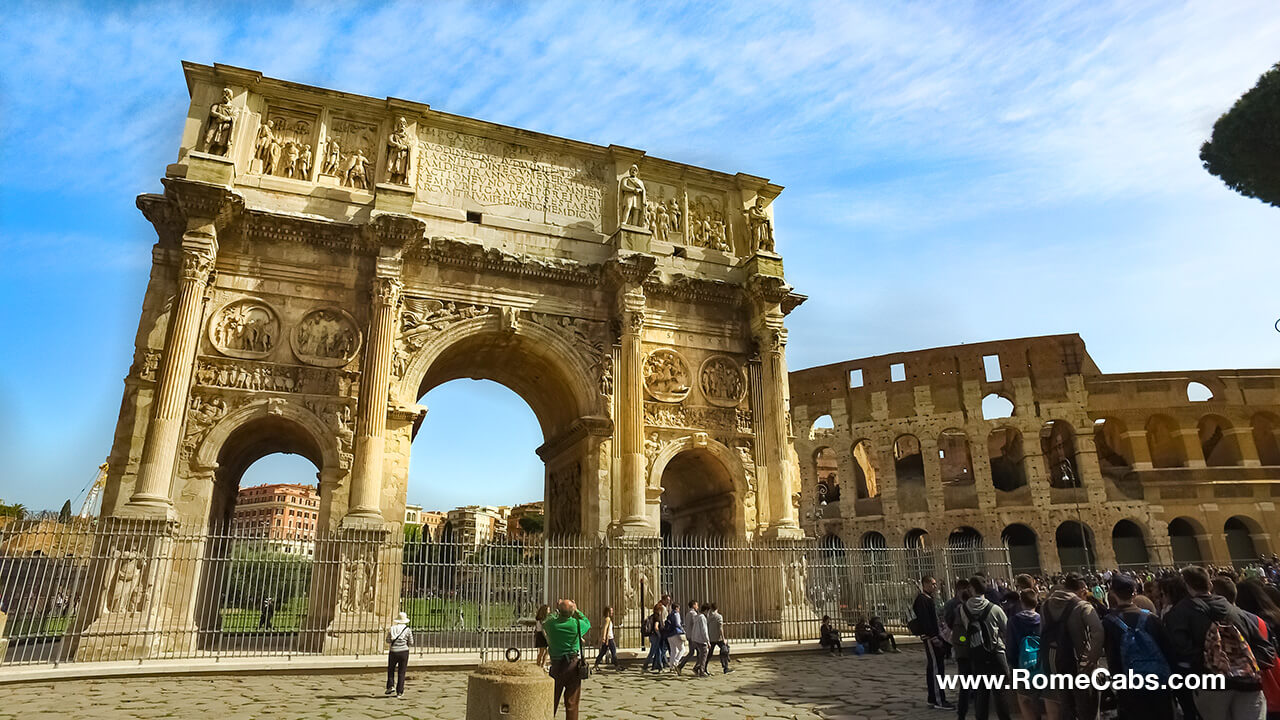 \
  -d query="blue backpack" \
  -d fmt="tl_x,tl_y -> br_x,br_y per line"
1019,634 -> 1043,674
1110,611 -> 1171,680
